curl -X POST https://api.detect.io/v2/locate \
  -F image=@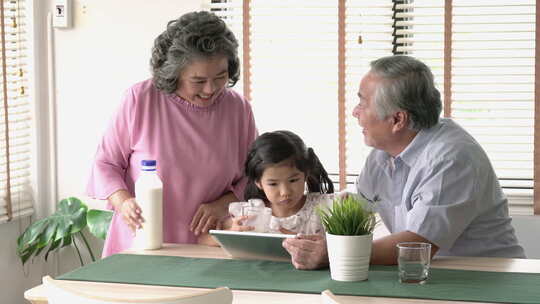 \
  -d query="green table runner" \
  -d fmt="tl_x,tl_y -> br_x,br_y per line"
58,254 -> 540,303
